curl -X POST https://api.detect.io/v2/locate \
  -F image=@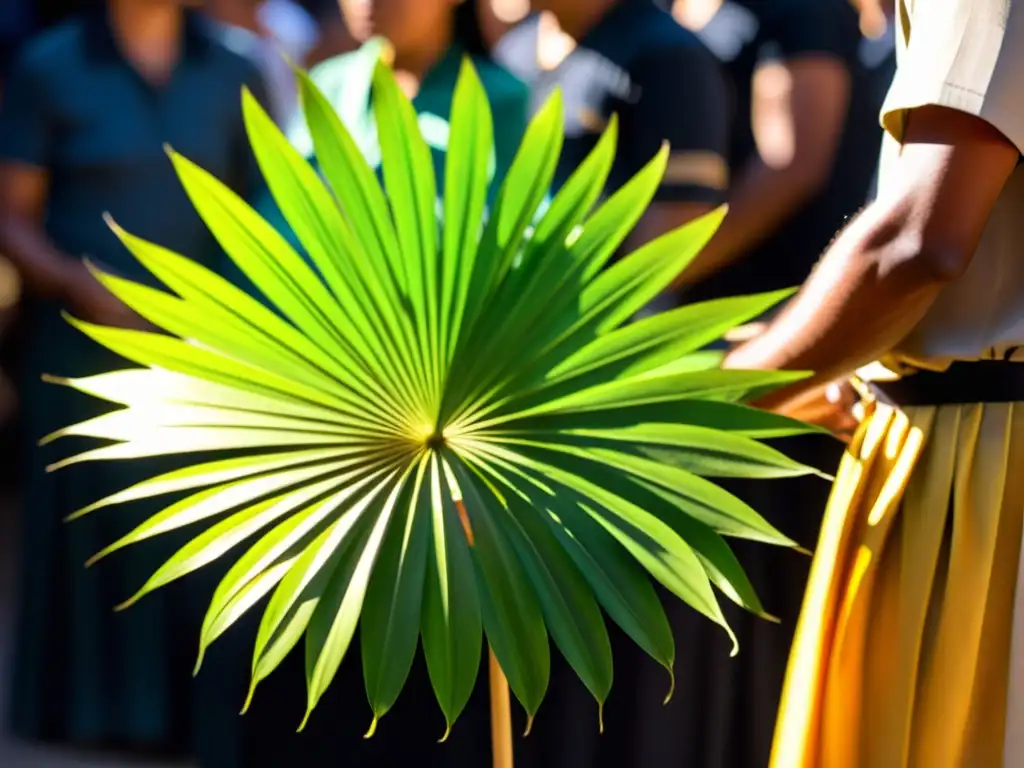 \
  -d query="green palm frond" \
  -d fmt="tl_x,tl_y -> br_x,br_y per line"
46,58 -> 822,736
